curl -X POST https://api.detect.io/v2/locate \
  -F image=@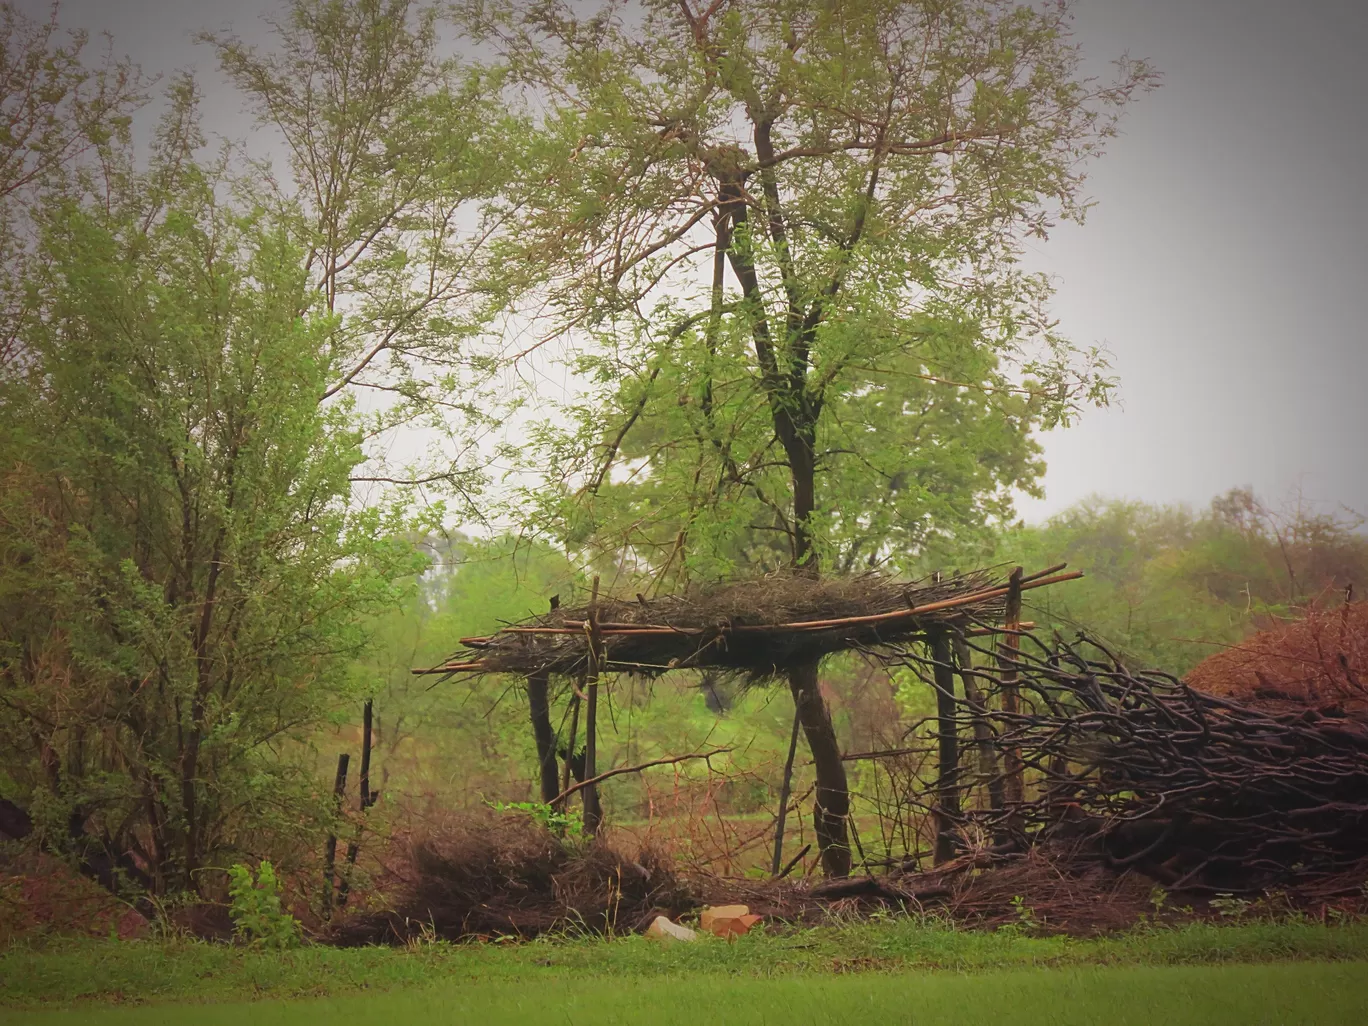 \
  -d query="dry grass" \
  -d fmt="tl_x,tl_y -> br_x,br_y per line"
327,812 -> 695,945
444,568 -> 1007,680
1187,601 -> 1368,715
